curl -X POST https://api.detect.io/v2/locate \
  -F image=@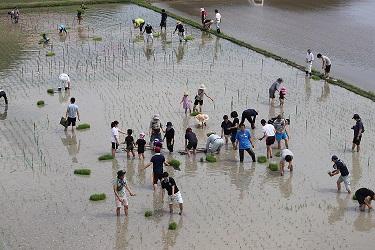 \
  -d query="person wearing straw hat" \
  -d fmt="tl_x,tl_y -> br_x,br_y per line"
149,114 -> 164,143
180,91 -> 192,114
193,84 -> 213,112
205,132 -> 224,154
174,21 -> 185,42
195,113 -> 209,127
